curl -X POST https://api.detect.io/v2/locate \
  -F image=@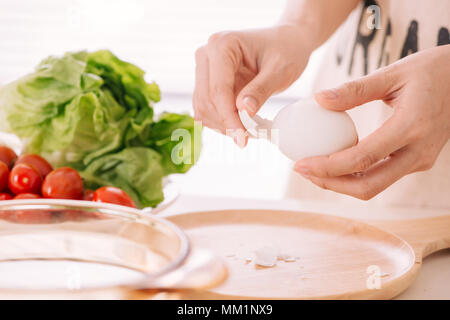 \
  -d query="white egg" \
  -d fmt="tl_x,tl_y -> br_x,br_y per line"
271,99 -> 357,161
238,98 -> 358,161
